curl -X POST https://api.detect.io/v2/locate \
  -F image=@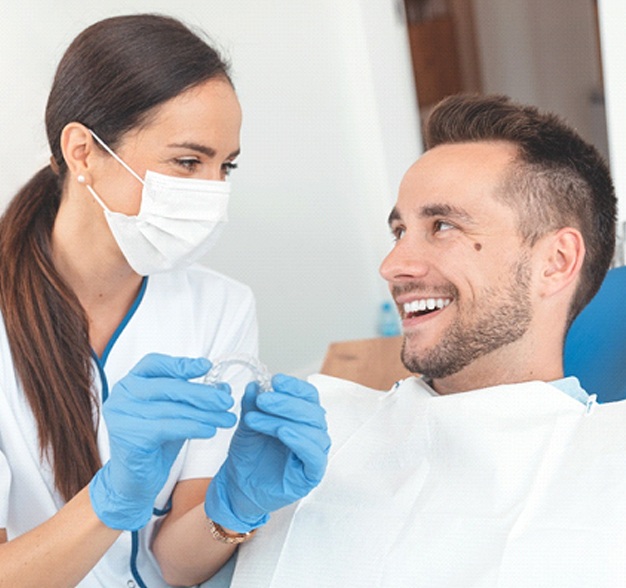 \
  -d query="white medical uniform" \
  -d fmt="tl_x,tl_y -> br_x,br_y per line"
0,265 -> 258,587
233,374 -> 626,588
